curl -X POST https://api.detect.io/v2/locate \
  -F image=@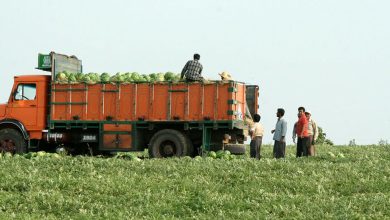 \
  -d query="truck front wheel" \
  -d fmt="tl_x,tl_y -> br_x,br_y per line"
0,128 -> 27,154
148,129 -> 191,158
